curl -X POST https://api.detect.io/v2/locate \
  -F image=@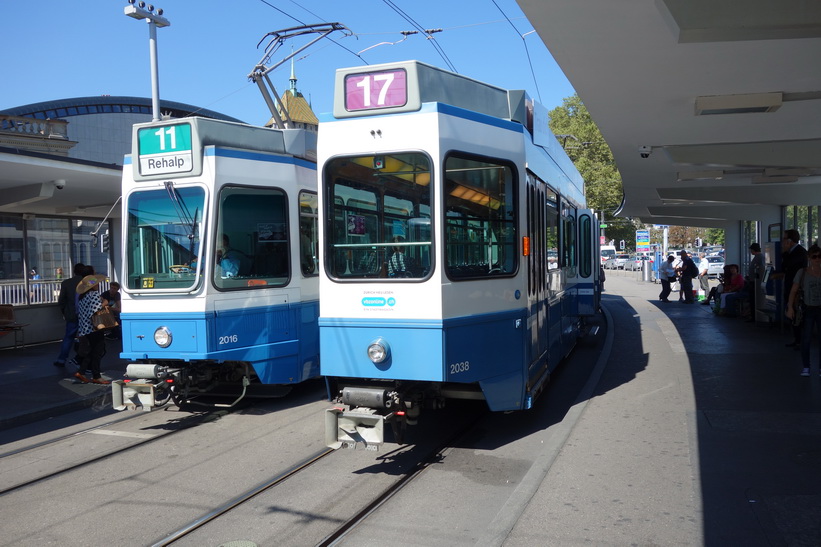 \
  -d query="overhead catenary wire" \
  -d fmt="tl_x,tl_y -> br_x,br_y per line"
490,0 -> 542,103
380,0 -> 457,72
